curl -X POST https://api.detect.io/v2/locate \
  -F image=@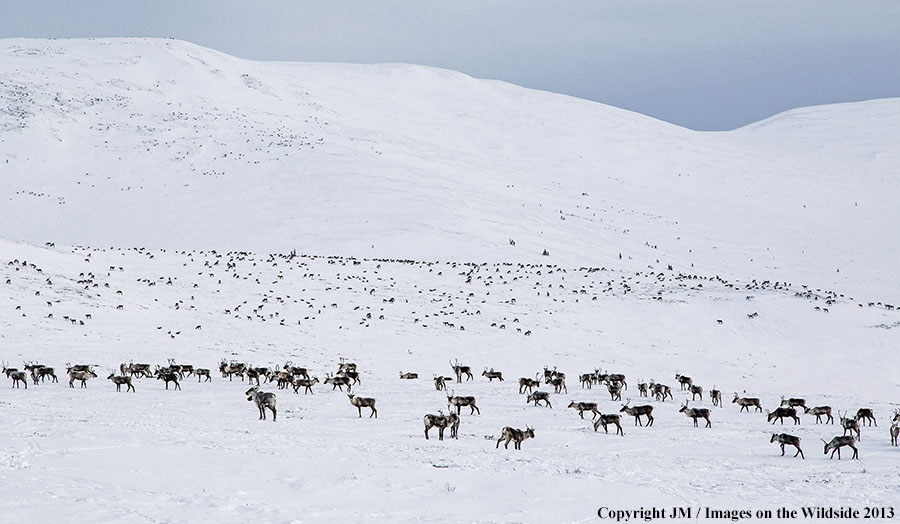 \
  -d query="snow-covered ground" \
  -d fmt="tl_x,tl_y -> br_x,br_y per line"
1,39 -> 899,522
